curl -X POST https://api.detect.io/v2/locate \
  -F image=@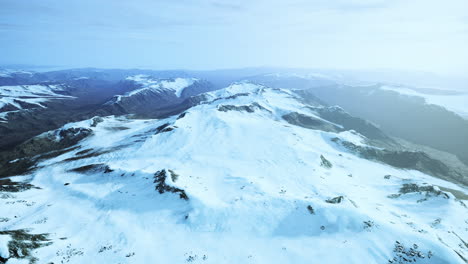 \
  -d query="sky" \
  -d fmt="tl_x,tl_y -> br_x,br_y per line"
0,0 -> 467,76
